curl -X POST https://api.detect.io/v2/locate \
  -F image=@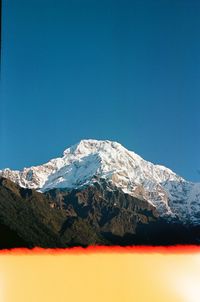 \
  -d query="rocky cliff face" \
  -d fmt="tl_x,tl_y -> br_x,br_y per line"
0,176 -> 199,249
45,179 -> 159,240
0,177 -> 159,247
